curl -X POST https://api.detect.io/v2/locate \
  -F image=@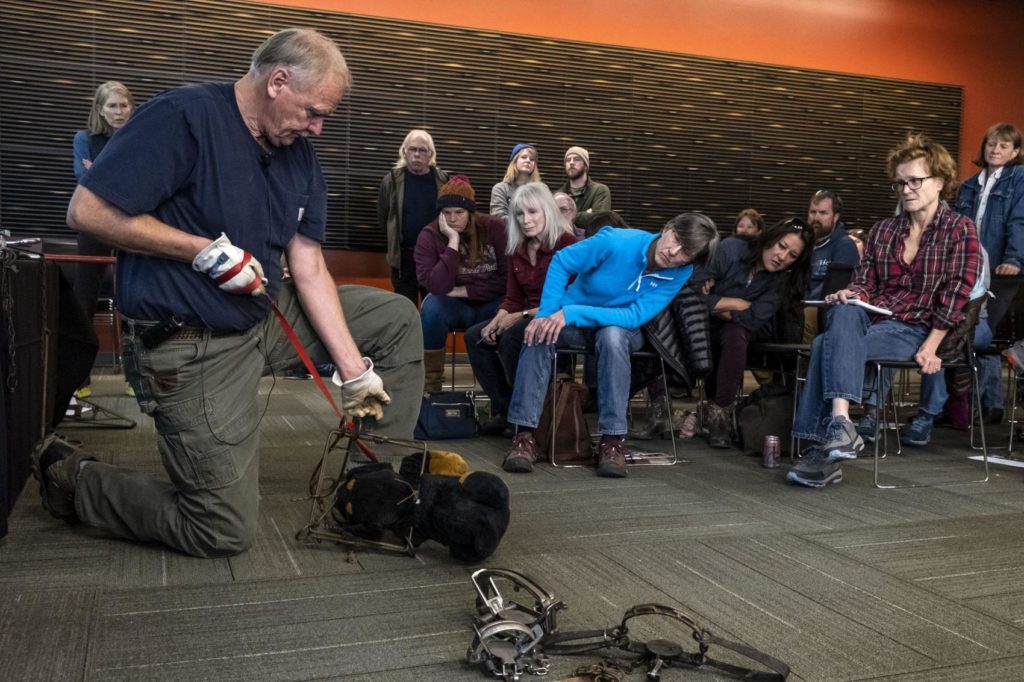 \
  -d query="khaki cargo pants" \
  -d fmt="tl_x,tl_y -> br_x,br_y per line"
74,284 -> 423,557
